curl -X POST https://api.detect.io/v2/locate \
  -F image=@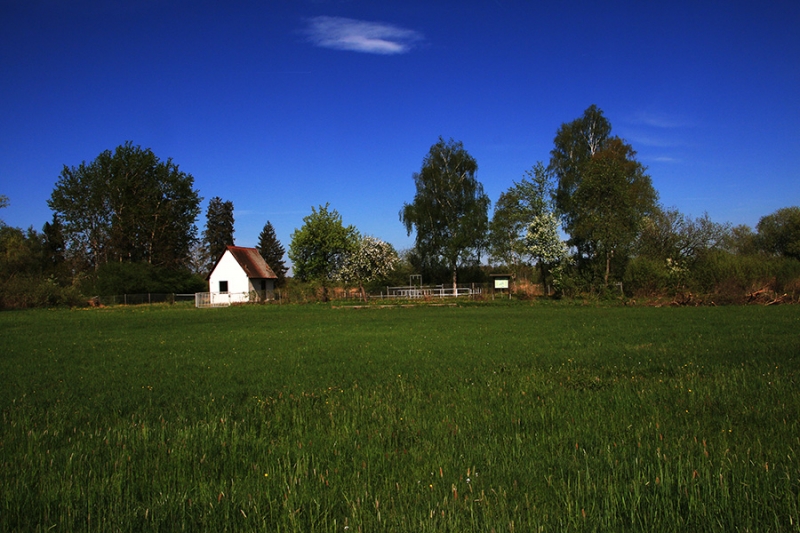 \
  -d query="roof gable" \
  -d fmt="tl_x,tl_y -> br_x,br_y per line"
209,246 -> 277,280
